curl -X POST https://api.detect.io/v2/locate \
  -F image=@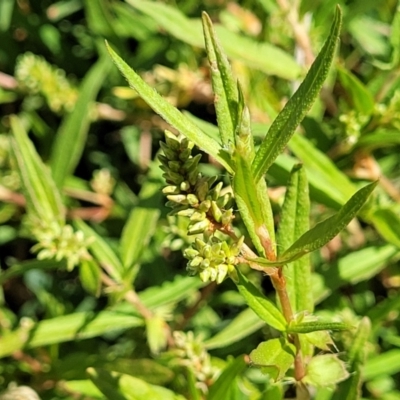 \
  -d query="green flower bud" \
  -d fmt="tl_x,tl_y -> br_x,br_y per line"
216,264 -> 228,284
209,268 -> 218,282
164,171 -> 184,185
216,193 -> 231,208
168,160 -> 182,173
160,141 -> 178,161
164,130 -> 181,150
189,256 -> 203,267
162,185 -> 180,195
176,208 -> 195,217
196,179 -> 209,202
200,258 -> 210,269
195,238 -> 207,249
186,194 -> 199,206
179,147 -> 192,162
180,180 -> 191,192
221,209 -> 234,226
184,248 -> 199,258
167,194 -> 188,205
190,211 -> 206,222
199,199 -> 211,212
203,245 -> 212,259
210,182 -> 223,200
210,201 -> 222,223
183,153 -> 201,171
188,219 -> 210,235
199,269 -> 211,282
